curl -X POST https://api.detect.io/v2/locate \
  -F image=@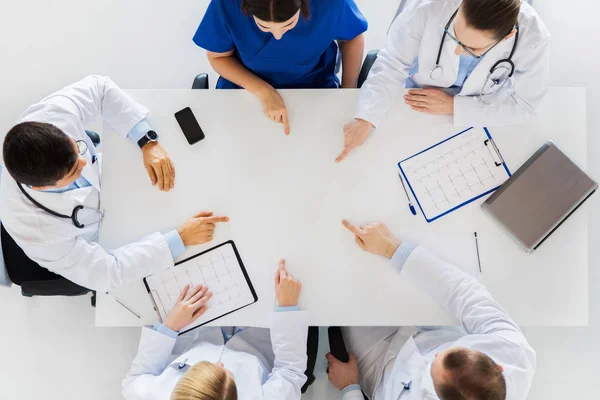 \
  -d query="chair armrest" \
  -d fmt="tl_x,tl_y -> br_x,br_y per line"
192,74 -> 210,90
358,50 -> 380,89
21,279 -> 90,297
0,220 -> 12,288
